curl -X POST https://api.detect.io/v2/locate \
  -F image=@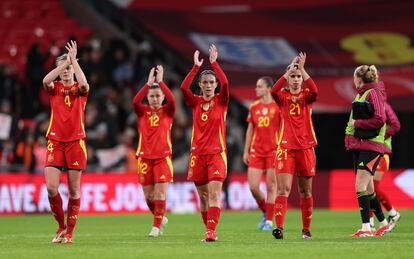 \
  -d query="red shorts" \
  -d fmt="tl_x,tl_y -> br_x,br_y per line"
138,156 -> 173,186
274,147 -> 316,177
187,152 -> 227,184
45,139 -> 87,170
376,154 -> 390,173
248,154 -> 275,170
